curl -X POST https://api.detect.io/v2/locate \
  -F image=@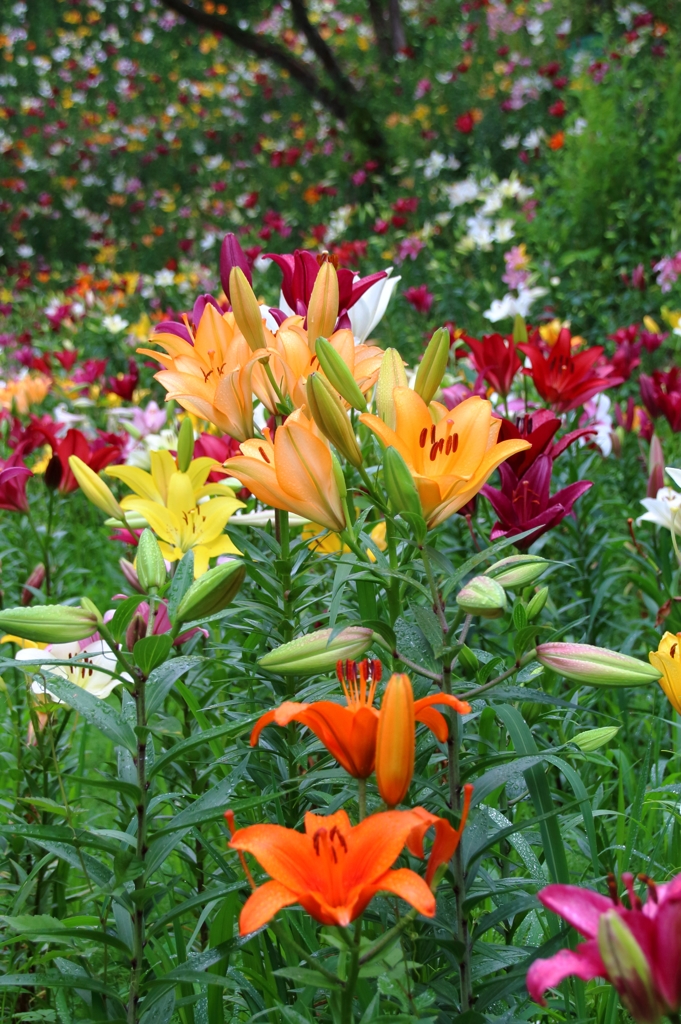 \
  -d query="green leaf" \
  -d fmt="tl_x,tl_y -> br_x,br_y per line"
134,634 -> 173,675
167,550 -> 195,622
37,676 -> 136,752
140,990 -> 175,1024
274,966 -> 342,991
146,655 -> 201,715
